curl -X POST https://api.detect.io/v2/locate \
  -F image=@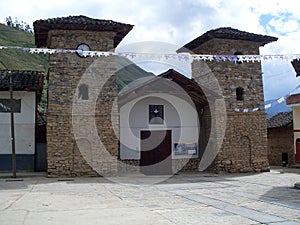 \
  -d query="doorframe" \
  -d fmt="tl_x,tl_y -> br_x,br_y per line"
140,129 -> 172,174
